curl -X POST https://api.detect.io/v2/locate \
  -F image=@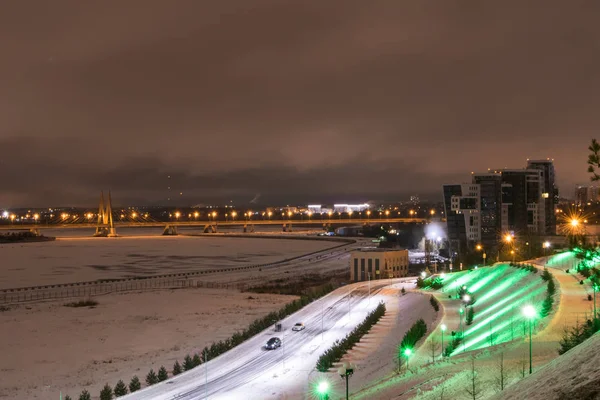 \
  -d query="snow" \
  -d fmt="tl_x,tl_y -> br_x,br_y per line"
0,233 -> 339,289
